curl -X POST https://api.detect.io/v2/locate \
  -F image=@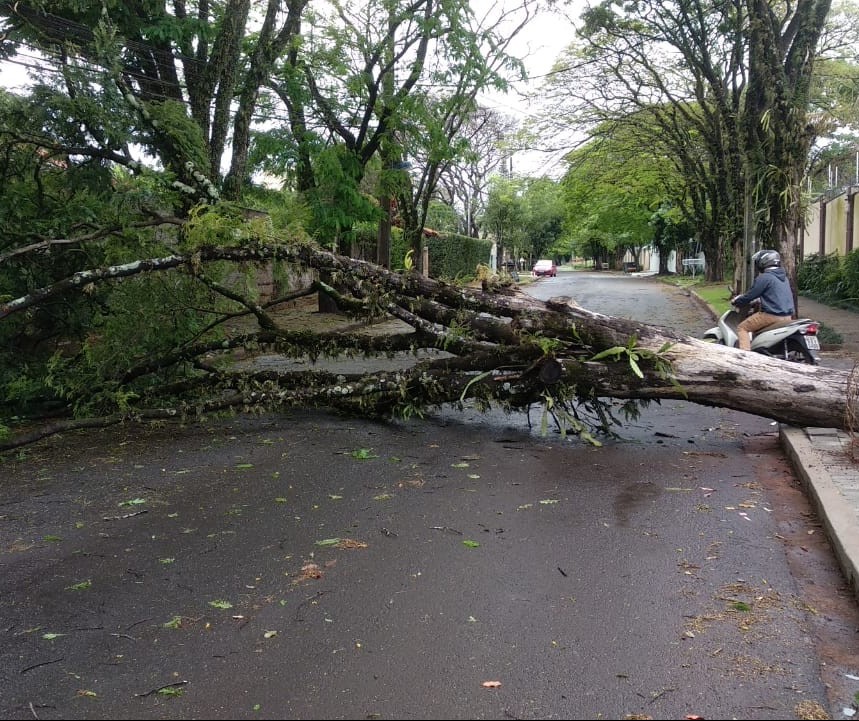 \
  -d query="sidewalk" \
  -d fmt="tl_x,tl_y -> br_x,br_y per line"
798,296 -> 859,360
774,296 -> 859,601
781,426 -> 859,599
